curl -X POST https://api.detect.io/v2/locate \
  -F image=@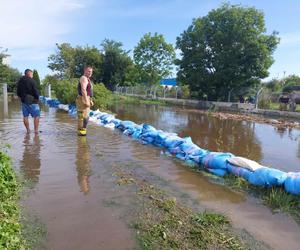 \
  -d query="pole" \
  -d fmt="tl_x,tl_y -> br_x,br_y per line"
3,83 -> 8,115
48,84 -> 52,99
255,87 -> 263,109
